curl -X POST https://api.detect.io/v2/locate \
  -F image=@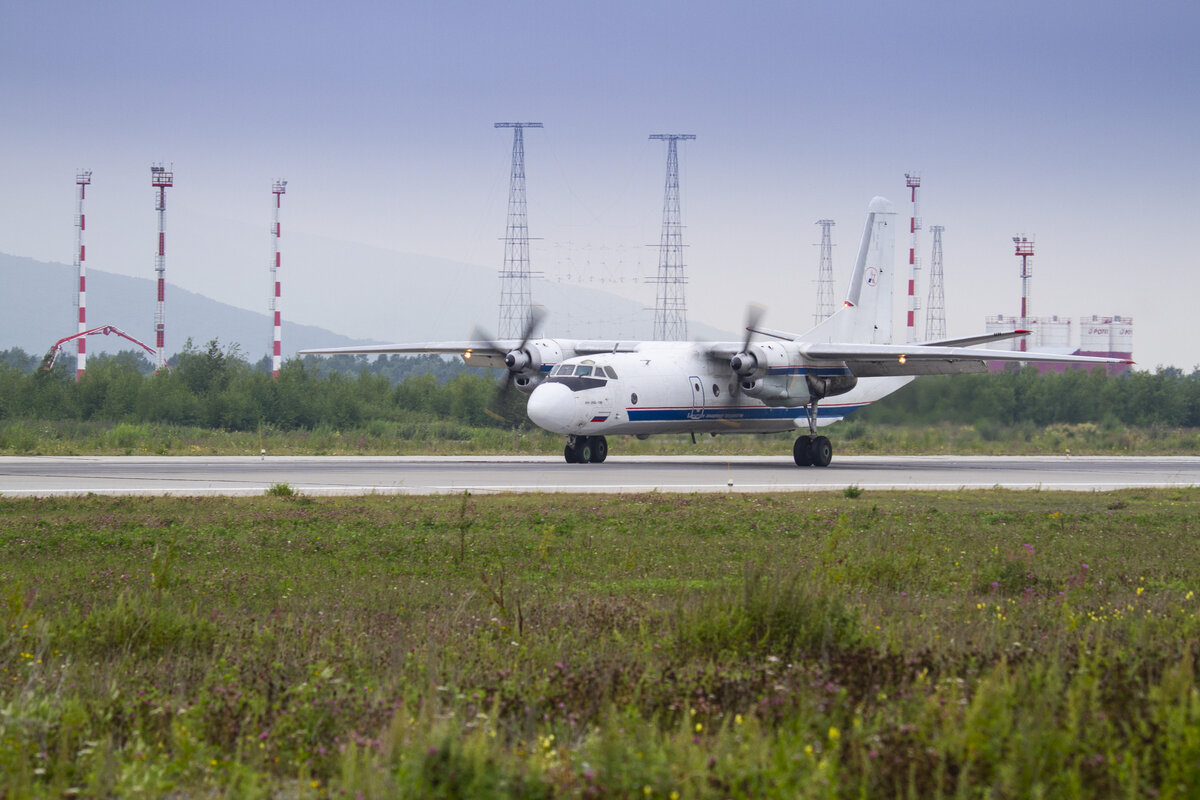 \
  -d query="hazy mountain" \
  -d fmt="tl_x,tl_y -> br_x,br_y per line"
0,252 -> 368,359
0,246 -> 735,360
